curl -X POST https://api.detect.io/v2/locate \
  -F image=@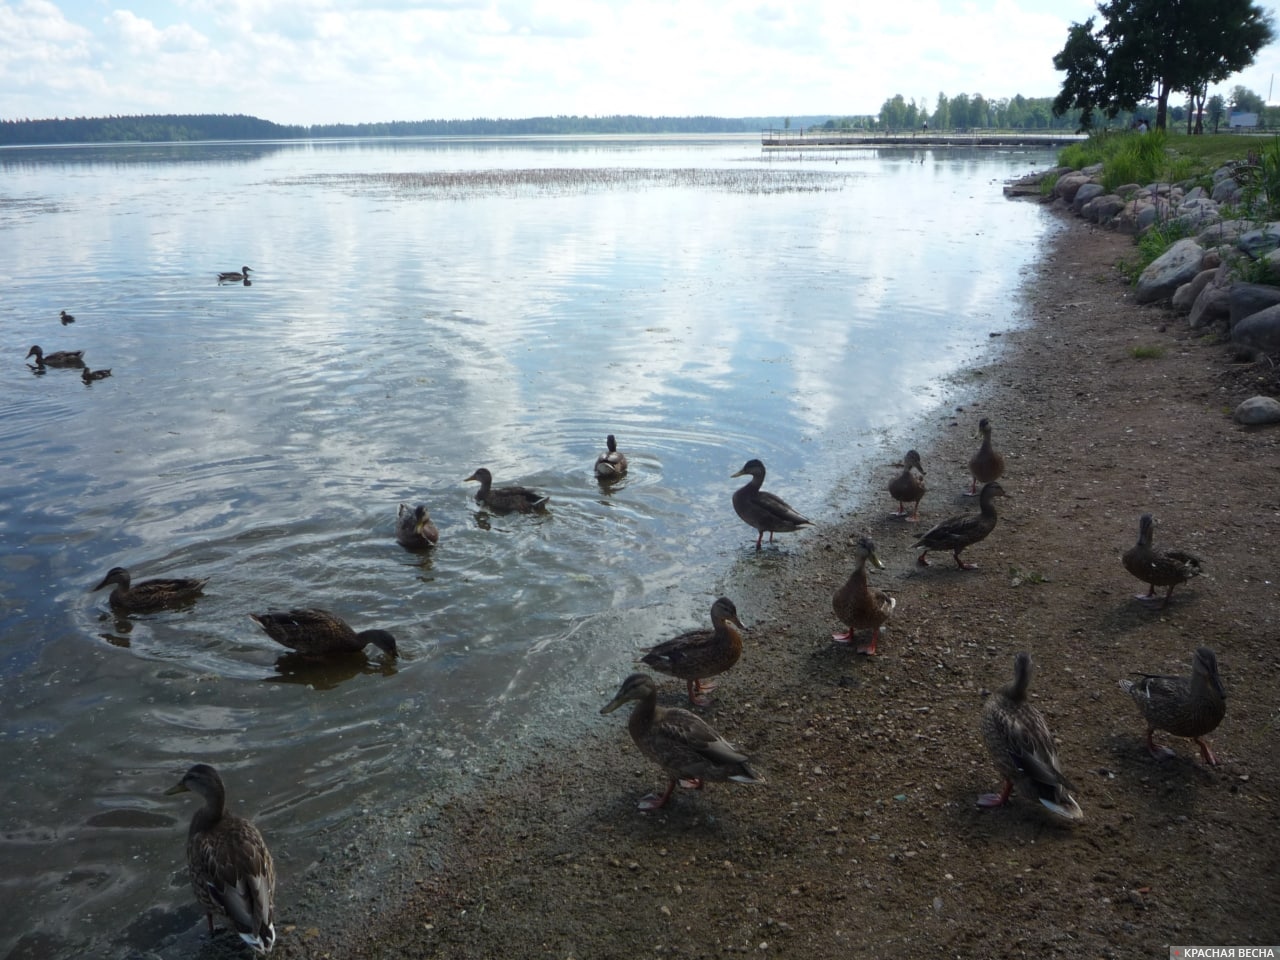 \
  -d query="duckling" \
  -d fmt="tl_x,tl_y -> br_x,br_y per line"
967,417 -> 1005,495
594,434 -> 628,481
639,597 -> 745,705
465,467 -> 549,513
1119,647 -> 1226,765
59,310 -> 75,325
831,535 -> 896,655
395,503 -> 439,549
249,609 -> 398,659
92,566 -> 208,613
730,458 -> 812,549
218,266 -> 253,282
600,673 -> 763,810
912,480 -> 1005,569
1122,513 -> 1202,608
26,345 -> 85,368
978,652 -> 1084,821
81,367 -> 112,383
165,763 -> 276,954
887,449 -> 926,521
